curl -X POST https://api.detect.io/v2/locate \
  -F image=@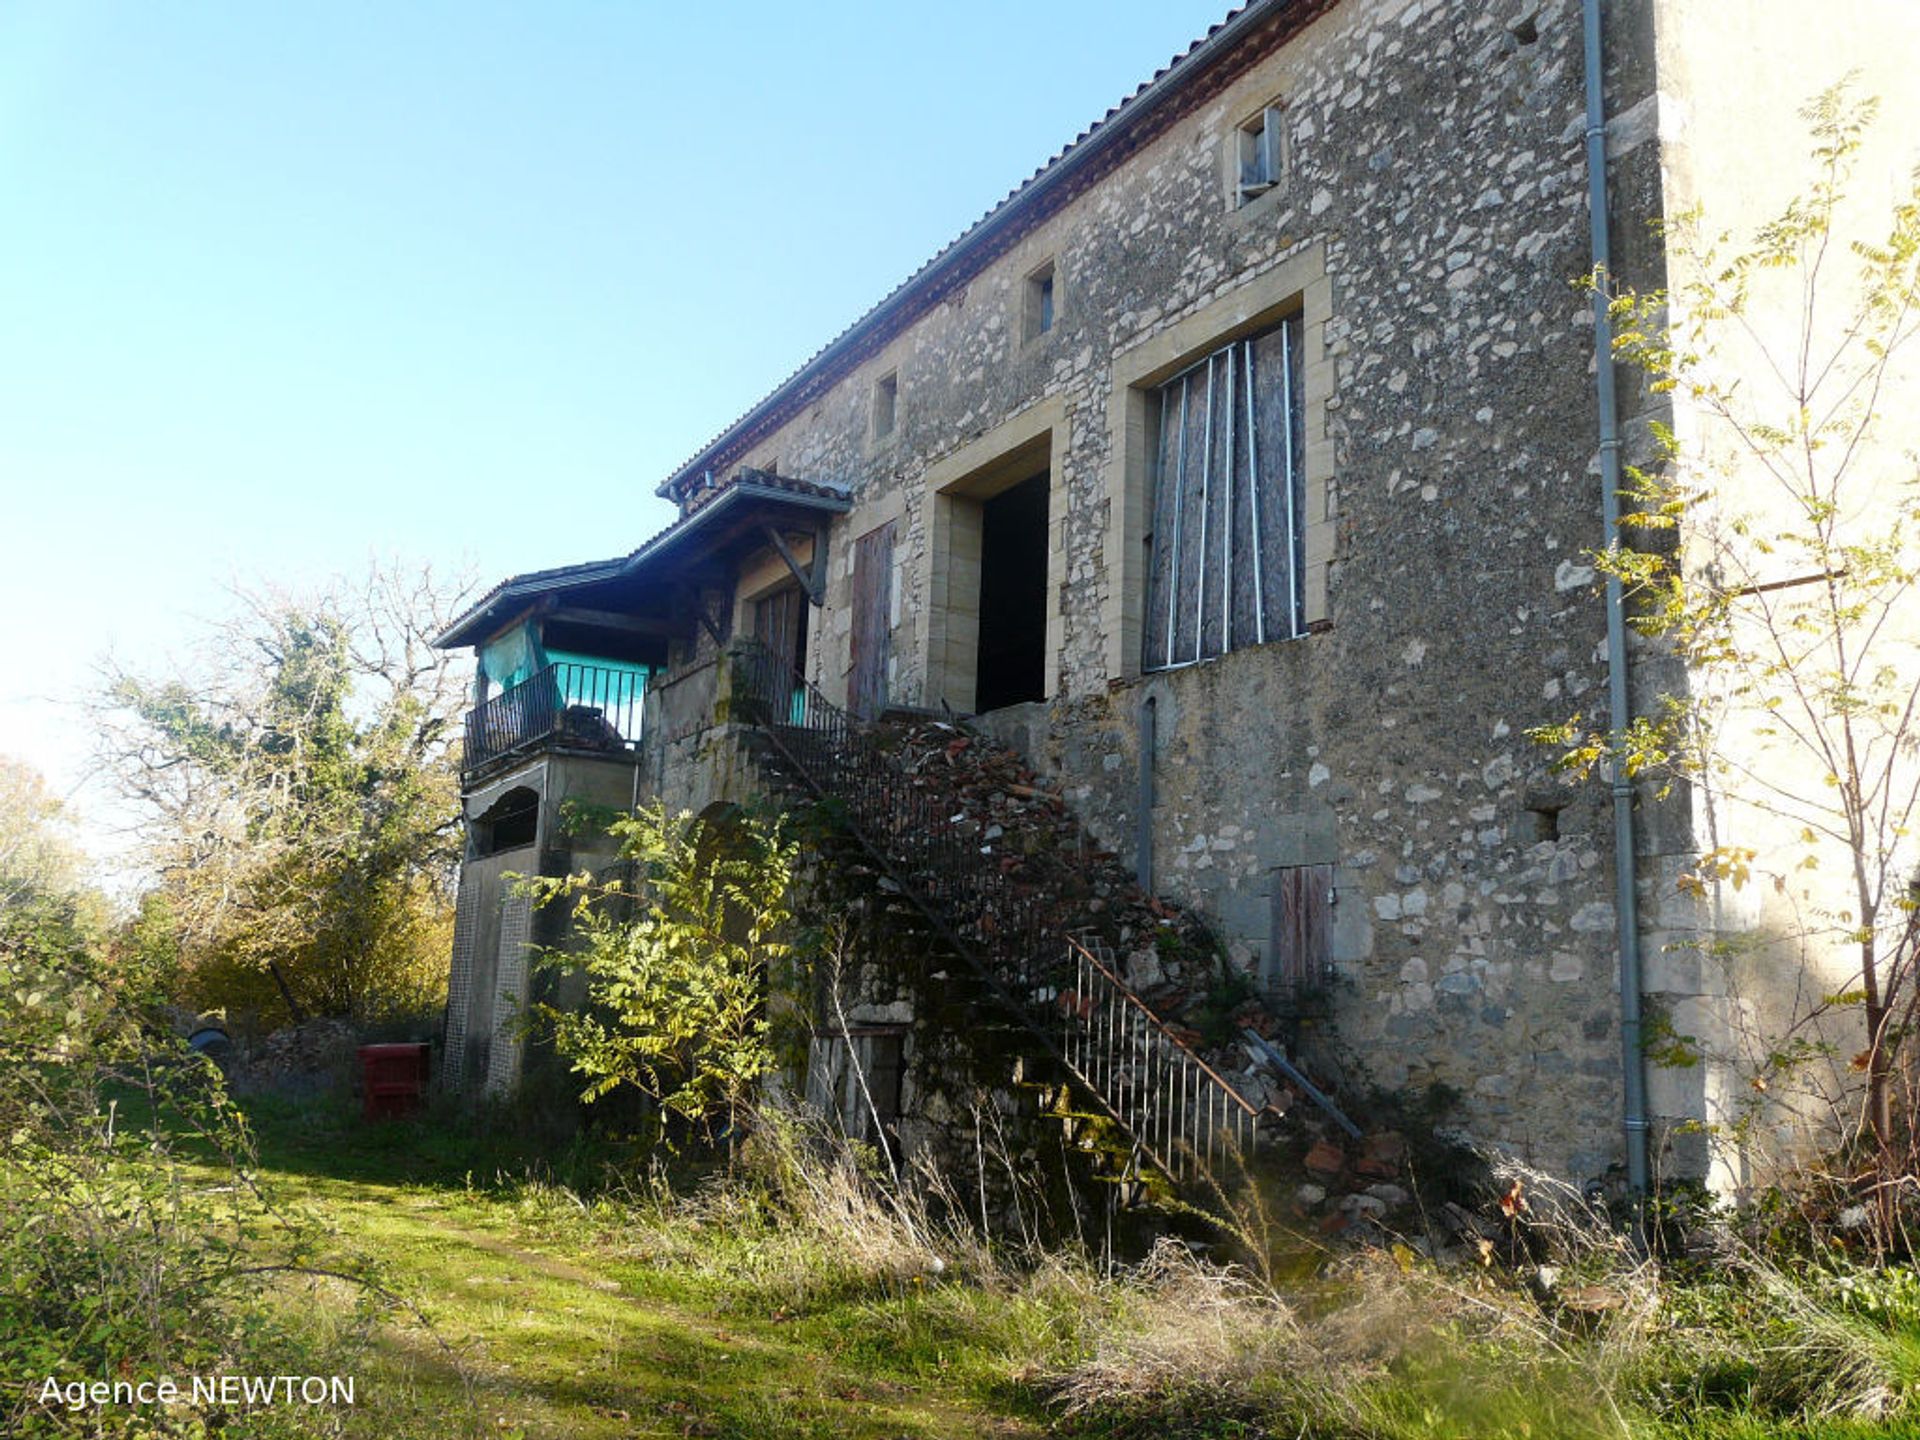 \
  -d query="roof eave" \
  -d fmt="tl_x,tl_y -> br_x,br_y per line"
654,0 -> 1307,501
621,480 -> 851,575
435,480 -> 853,650
434,560 -> 631,649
